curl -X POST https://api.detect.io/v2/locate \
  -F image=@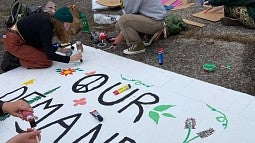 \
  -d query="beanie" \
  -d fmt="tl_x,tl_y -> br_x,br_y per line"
53,6 -> 73,23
